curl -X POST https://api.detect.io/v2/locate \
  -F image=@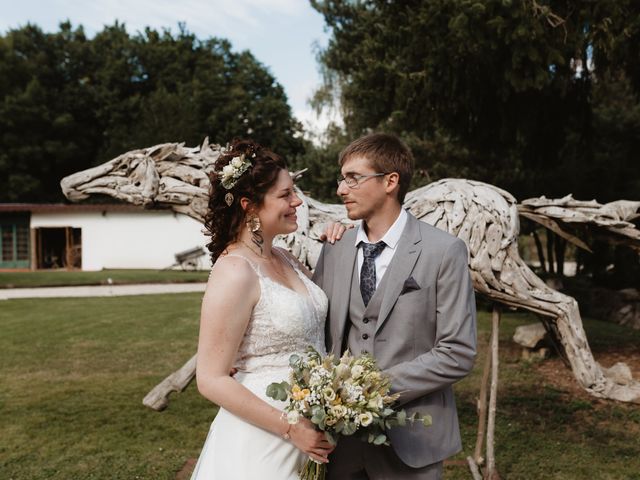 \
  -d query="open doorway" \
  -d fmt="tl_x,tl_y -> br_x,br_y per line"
35,227 -> 82,269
